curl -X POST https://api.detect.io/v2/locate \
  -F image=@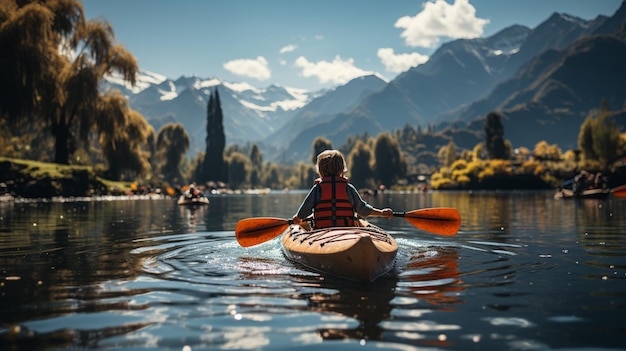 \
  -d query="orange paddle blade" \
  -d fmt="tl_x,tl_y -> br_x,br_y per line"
395,208 -> 461,236
235,217 -> 291,247
611,185 -> 626,197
